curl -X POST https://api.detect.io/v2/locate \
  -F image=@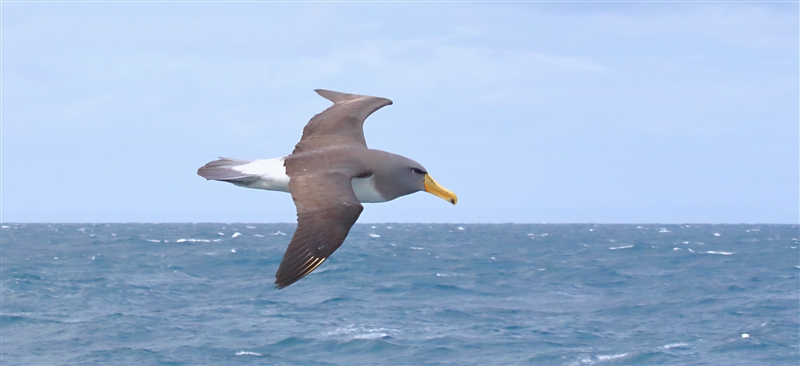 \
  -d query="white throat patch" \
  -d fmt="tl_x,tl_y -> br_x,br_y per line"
351,175 -> 387,203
